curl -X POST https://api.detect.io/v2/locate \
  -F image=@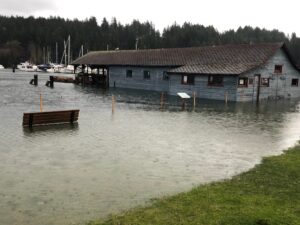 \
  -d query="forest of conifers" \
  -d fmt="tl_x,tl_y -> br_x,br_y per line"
0,15 -> 300,67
